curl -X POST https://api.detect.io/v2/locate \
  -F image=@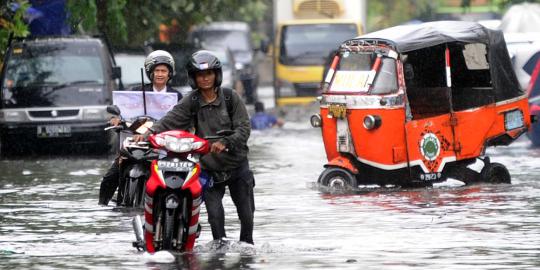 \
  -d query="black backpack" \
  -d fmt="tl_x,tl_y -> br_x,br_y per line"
190,87 -> 234,130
